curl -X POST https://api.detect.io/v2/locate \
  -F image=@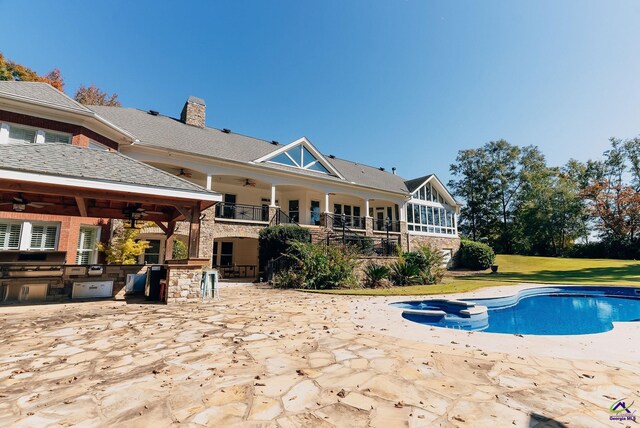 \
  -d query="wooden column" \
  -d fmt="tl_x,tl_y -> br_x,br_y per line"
164,221 -> 177,261
188,204 -> 201,259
